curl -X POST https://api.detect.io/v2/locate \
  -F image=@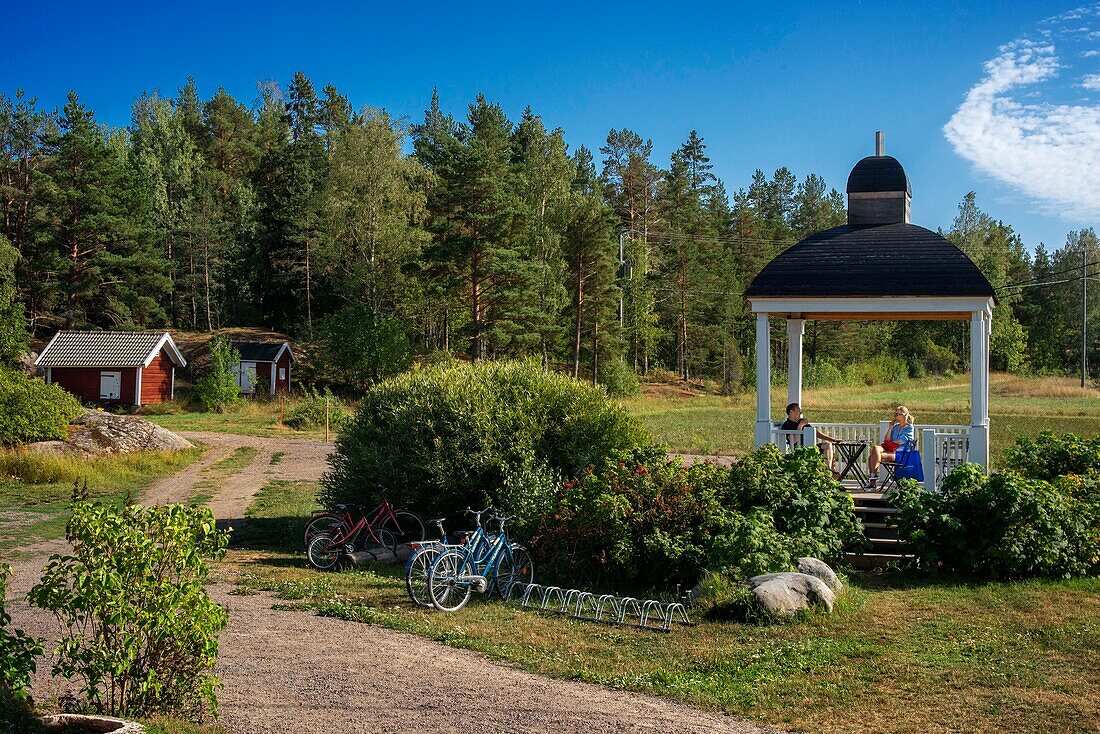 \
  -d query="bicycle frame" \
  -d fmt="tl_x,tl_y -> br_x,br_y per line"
432,514 -> 512,590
